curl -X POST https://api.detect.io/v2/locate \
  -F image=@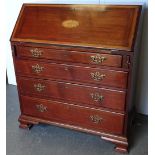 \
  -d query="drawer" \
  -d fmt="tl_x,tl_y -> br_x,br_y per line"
16,46 -> 122,67
15,60 -> 128,88
20,95 -> 125,134
17,77 -> 126,111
